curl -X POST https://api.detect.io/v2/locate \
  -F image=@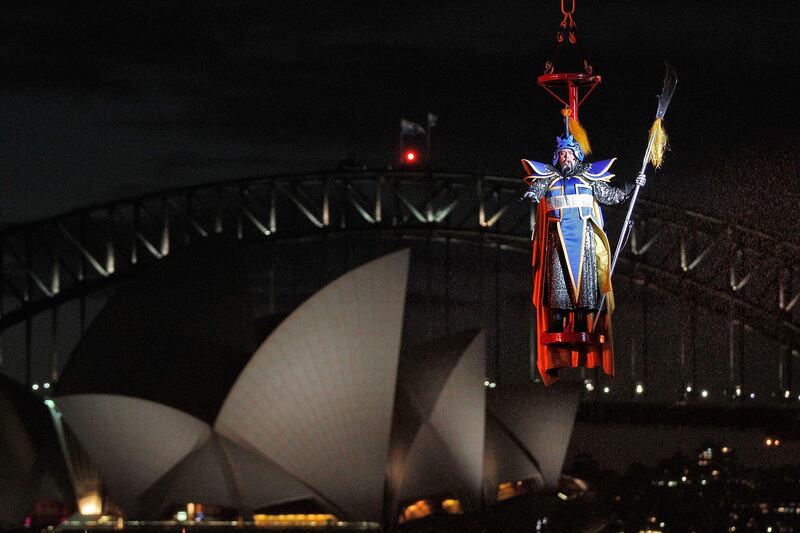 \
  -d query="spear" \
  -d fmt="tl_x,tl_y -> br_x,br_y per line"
593,62 -> 677,330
